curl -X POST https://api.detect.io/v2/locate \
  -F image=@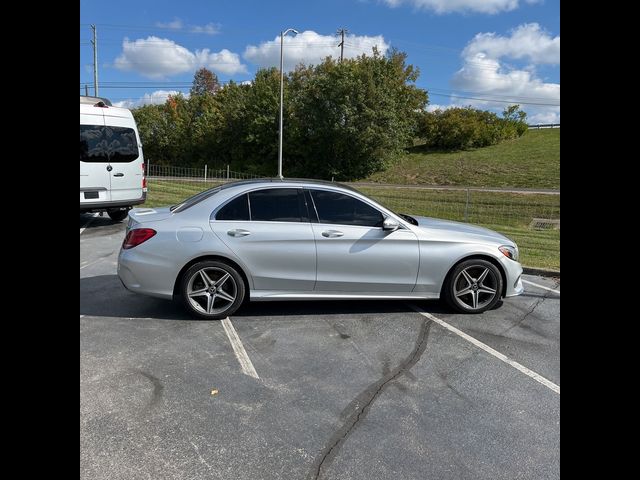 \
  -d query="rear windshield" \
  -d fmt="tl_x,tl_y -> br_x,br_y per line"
80,125 -> 140,163
171,186 -> 222,213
